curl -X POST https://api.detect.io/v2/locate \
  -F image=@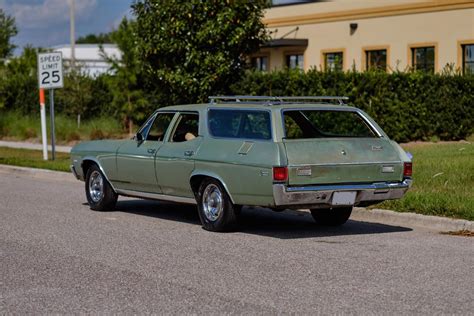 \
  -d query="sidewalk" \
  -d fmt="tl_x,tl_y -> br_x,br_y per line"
0,140 -> 72,153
